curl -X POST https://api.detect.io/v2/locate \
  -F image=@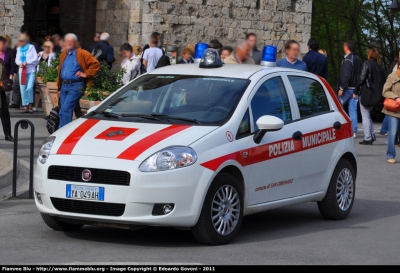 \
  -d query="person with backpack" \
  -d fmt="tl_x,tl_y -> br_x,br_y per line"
91,32 -> 115,70
142,33 -> 163,73
354,48 -> 385,145
338,41 -> 362,138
